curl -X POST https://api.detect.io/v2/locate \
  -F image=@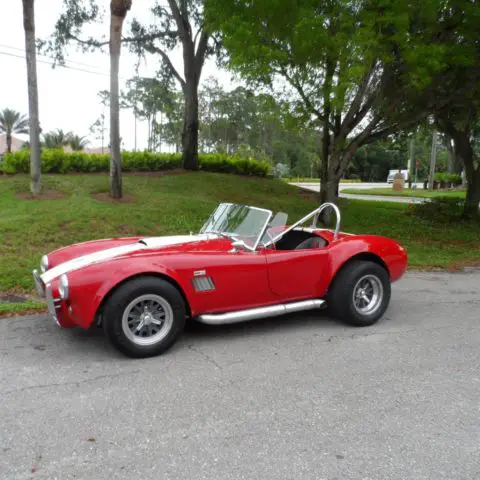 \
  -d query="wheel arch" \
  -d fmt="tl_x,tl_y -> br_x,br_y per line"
327,252 -> 390,293
95,272 -> 192,324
